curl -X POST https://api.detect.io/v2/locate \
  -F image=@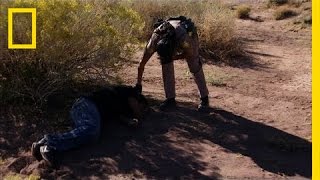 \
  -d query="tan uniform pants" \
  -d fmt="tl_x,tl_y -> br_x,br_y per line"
162,28 -> 209,99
